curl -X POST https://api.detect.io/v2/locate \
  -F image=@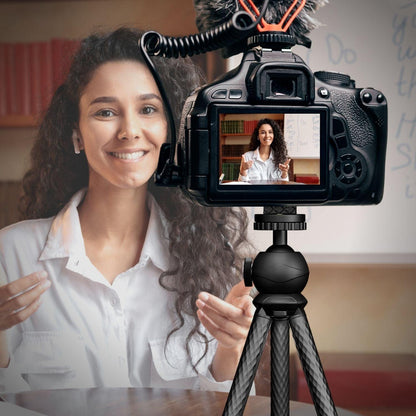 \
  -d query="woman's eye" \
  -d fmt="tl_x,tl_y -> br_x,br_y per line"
141,106 -> 156,115
96,109 -> 115,117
